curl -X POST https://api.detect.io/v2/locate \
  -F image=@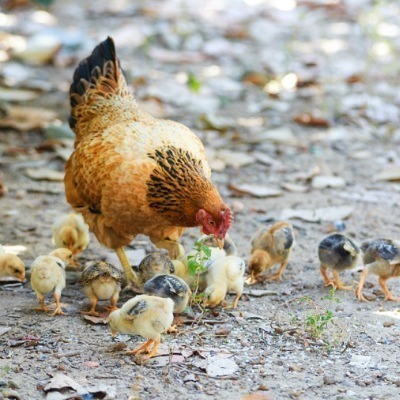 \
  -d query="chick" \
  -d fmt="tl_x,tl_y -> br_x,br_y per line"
203,255 -> 245,308
49,248 -> 76,268
80,262 -> 122,315
318,233 -> 359,290
108,295 -> 174,358
30,255 -> 66,316
143,274 -> 191,313
247,221 -> 295,284
200,234 -> 238,256
0,245 -> 25,282
356,239 -> 400,302
52,213 -> 90,255
137,253 -> 175,286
